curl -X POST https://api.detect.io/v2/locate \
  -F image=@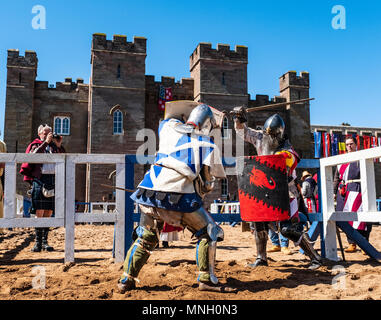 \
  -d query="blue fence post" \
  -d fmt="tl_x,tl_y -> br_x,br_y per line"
124,155 -> 136,257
